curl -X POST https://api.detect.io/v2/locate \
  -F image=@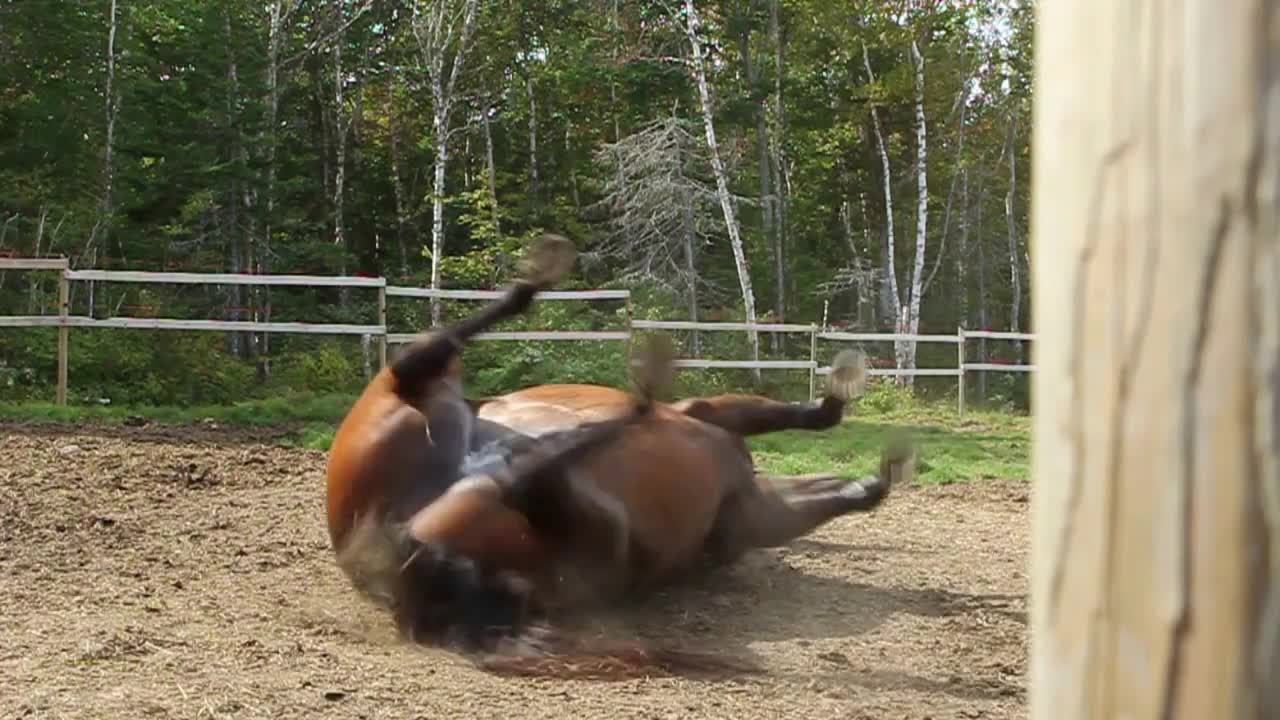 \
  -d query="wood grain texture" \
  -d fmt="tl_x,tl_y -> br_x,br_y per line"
1030,1 -> 1280,718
